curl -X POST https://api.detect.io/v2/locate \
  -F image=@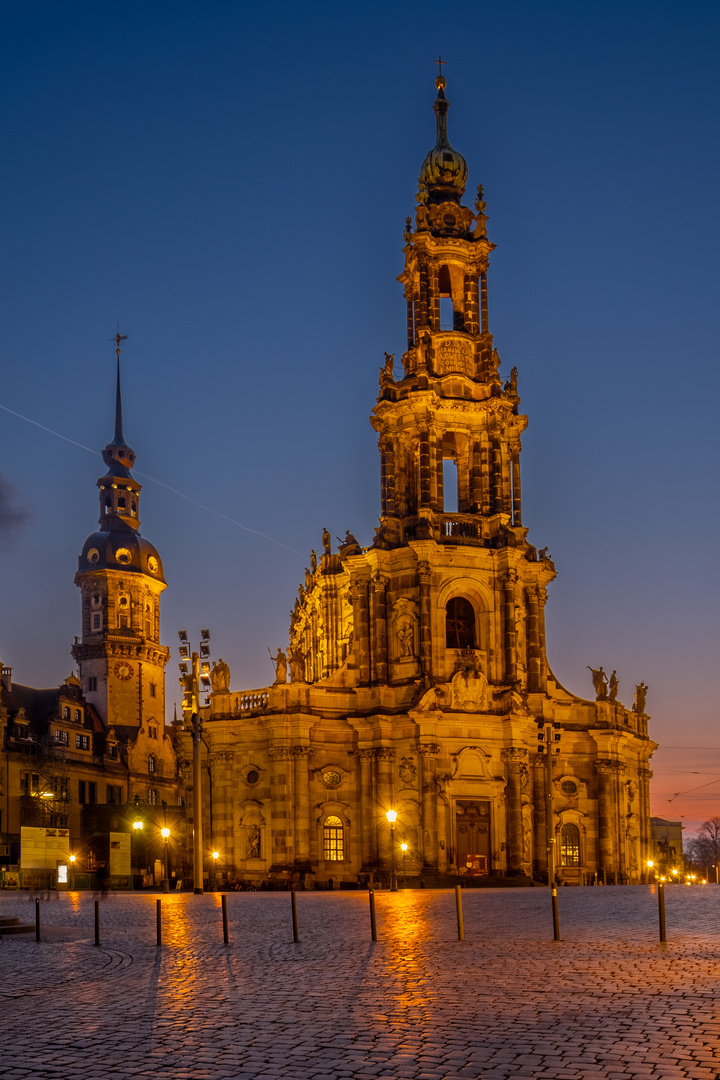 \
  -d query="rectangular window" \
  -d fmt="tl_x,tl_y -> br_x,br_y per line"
78,780 -> 86,805
20,772 -> 29,796
106,784 -> 122,804
93,614 -> 101,630
150,683 -> 156,698
54,729 -> 69,745
88,677 -> 97,692
88,782 -> 96,805
442,458 -> 459,513
106,743 -> 117,760
75,734 -> 89,750
323,823 -> 344,862
14,723 -> 29,740
148,788 -> 157,805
